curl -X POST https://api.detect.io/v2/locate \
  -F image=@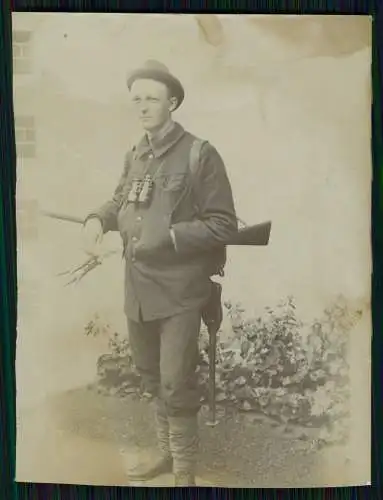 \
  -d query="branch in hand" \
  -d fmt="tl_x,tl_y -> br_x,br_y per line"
58,250 -> 119,285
